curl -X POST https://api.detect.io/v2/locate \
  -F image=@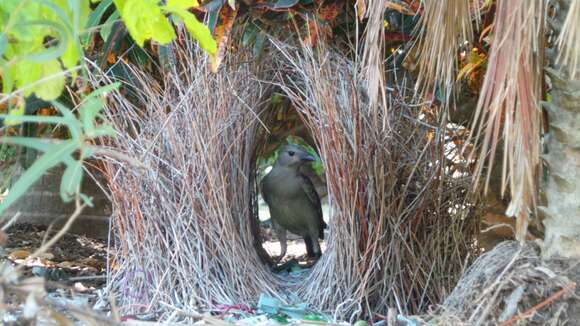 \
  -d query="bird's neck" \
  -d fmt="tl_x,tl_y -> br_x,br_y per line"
271,164 -> 300,176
